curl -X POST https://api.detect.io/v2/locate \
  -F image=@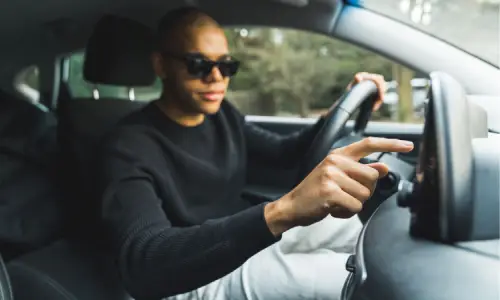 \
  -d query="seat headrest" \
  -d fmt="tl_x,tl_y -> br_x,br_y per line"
83,15 -> 156,86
